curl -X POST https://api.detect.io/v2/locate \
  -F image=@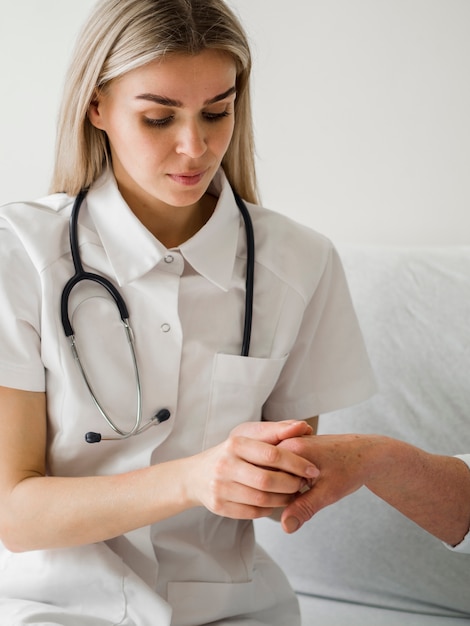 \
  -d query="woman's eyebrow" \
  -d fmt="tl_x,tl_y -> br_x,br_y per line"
205,86 -> 236,105
135,86 -> 236,107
